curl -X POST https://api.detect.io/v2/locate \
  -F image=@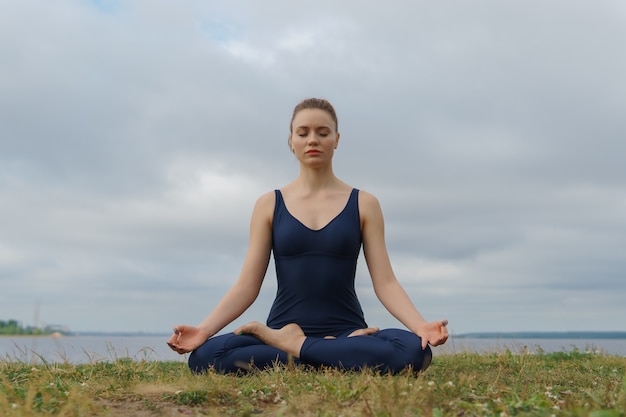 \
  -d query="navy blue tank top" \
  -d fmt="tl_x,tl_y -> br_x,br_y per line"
266,188 -> 368,338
